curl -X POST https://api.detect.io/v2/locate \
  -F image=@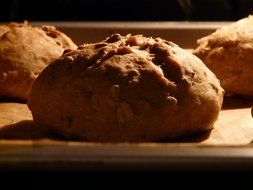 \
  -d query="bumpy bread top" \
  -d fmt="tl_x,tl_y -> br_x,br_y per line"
193,15 -> 253,96
0,21 -> 77,74
194,15 -> 253,53
28,34 -> 224,141
40,24 -> 77,50
0,21 -> 77,100
36,33 -> 223,108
